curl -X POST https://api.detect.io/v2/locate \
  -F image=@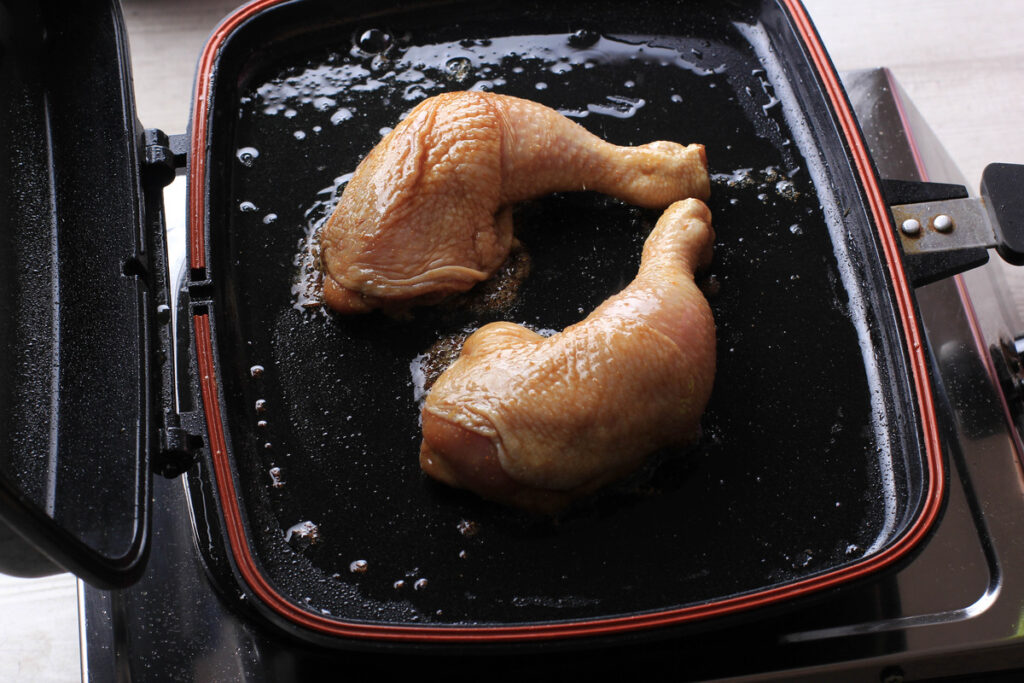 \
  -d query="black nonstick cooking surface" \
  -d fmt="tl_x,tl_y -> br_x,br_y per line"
188,0 -> 935,631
